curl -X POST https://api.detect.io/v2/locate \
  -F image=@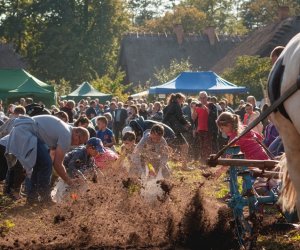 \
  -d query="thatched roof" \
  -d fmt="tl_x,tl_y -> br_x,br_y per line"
0,44 -> 26,69
212,16 -> 300,74
119,33 -> 243,86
